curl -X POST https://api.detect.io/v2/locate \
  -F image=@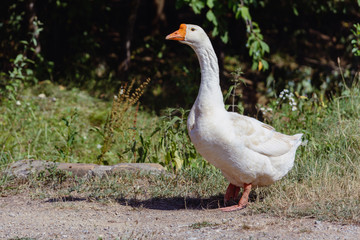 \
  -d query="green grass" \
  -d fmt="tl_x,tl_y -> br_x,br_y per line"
252,82 -> 360,222
0,81 -> 203,170
0,81 -> 158,165
1,80 -> 360,223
